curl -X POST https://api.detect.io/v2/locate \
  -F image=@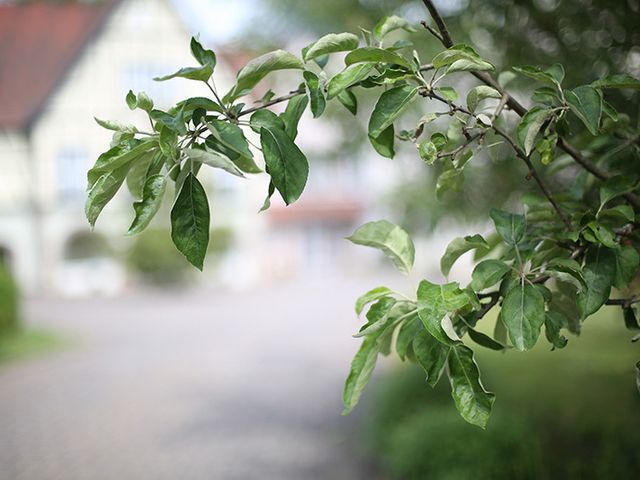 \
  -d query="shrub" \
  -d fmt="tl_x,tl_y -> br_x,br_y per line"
365,318 -> 640,479
0,264 -> 19,337
126,229 -> 193,286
